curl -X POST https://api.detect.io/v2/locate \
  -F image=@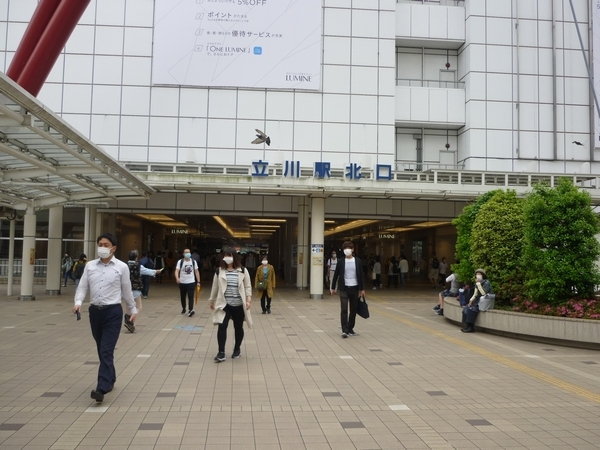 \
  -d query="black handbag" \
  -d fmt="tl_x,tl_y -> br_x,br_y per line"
356,295 -> 370,319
